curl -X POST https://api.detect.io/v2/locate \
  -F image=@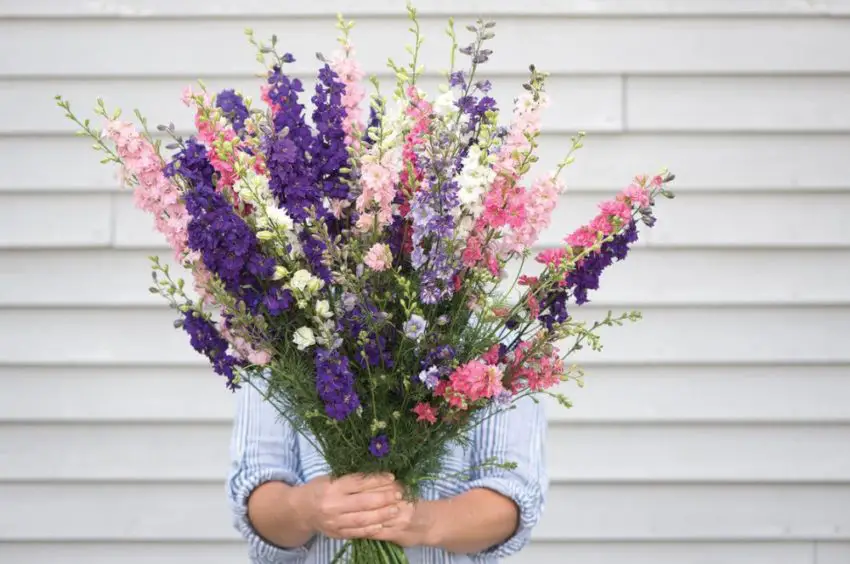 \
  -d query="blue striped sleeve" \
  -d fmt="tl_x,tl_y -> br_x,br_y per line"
226,380 -> 310,563
464,395 -> 549,560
